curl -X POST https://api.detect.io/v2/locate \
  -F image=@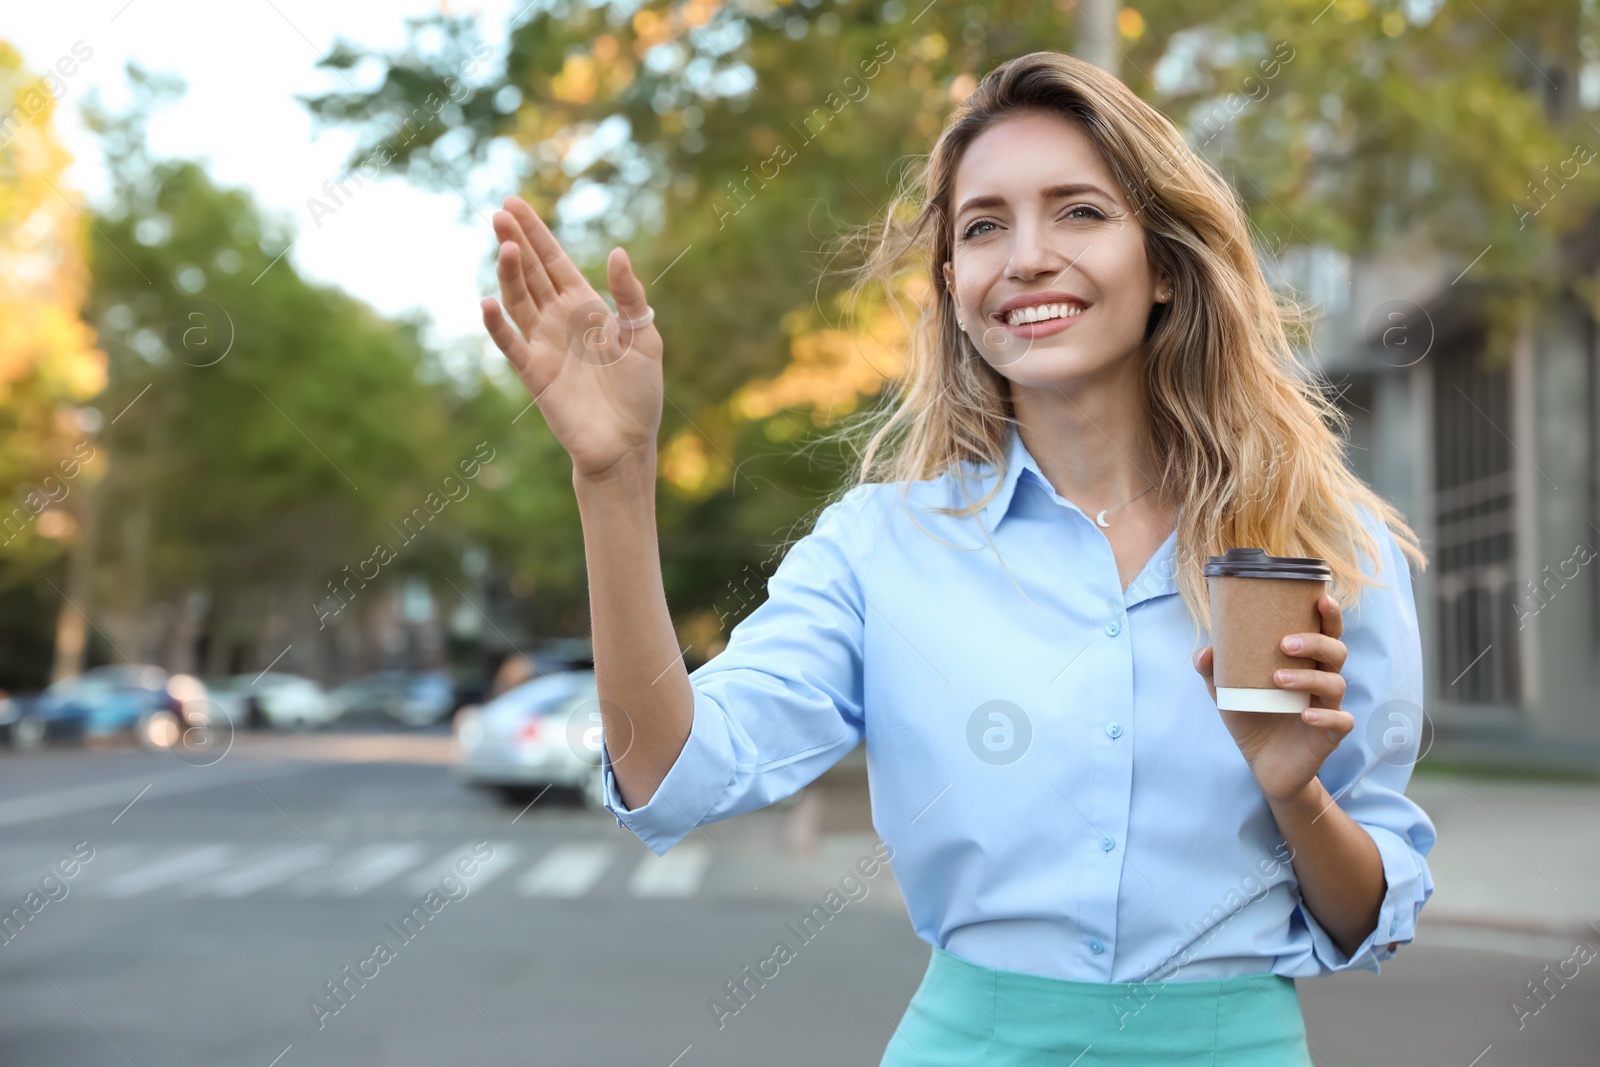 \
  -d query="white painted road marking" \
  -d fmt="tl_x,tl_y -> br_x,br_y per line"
302,842 -> 426,896
516,843 -> 615,897
188,846 -> 326,898
627,842 -> 714,898
98,845 -> 235,898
